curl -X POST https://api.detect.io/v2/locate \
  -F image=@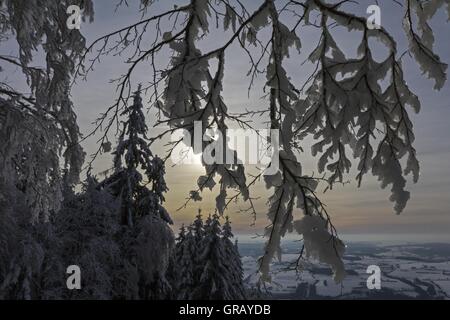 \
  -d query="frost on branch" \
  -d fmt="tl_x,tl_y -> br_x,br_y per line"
295,6 -> 423,215
294,215 -> 345,283
158,2 -> 250,215
0,0 -> 93,219
404,0 -> 448,90
258,2 -> 342,283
